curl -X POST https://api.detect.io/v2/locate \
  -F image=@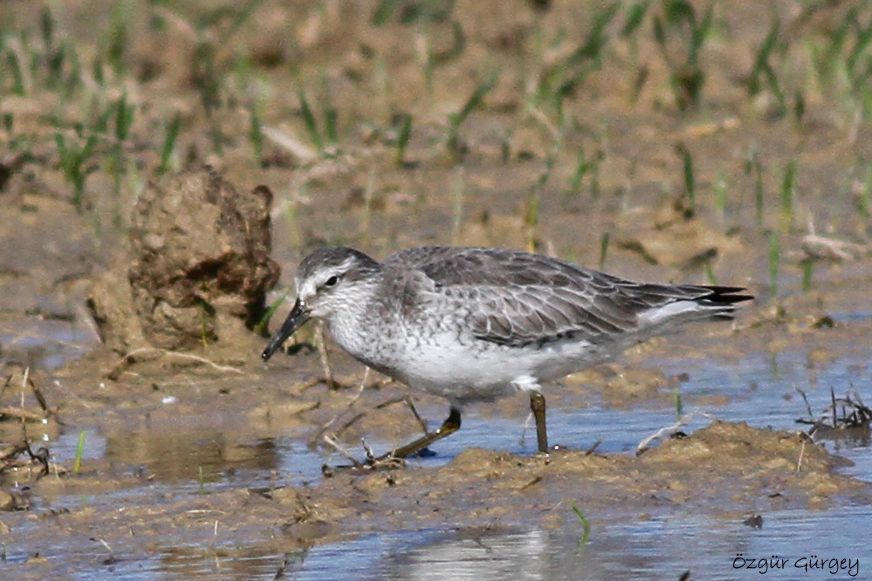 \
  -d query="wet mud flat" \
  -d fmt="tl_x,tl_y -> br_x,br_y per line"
1,298 -> 871,579
2,0 -> 872,578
